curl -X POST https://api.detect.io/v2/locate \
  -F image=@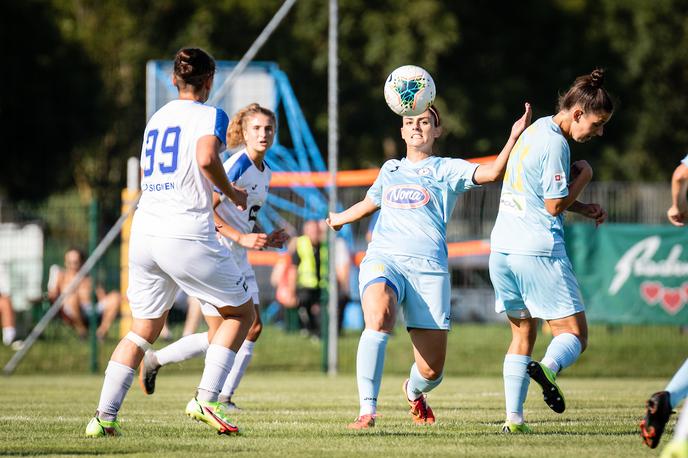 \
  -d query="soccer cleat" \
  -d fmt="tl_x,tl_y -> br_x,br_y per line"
403,379 -> 435,425
640,391 -> 673,449
85,413 -> 122,437
185,398 -> 239,435
527,361 -> 565,413
661,440 -> 688,458
347,414 -> 376,430
501,421 -> 532,433
139,350 -> 161,395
